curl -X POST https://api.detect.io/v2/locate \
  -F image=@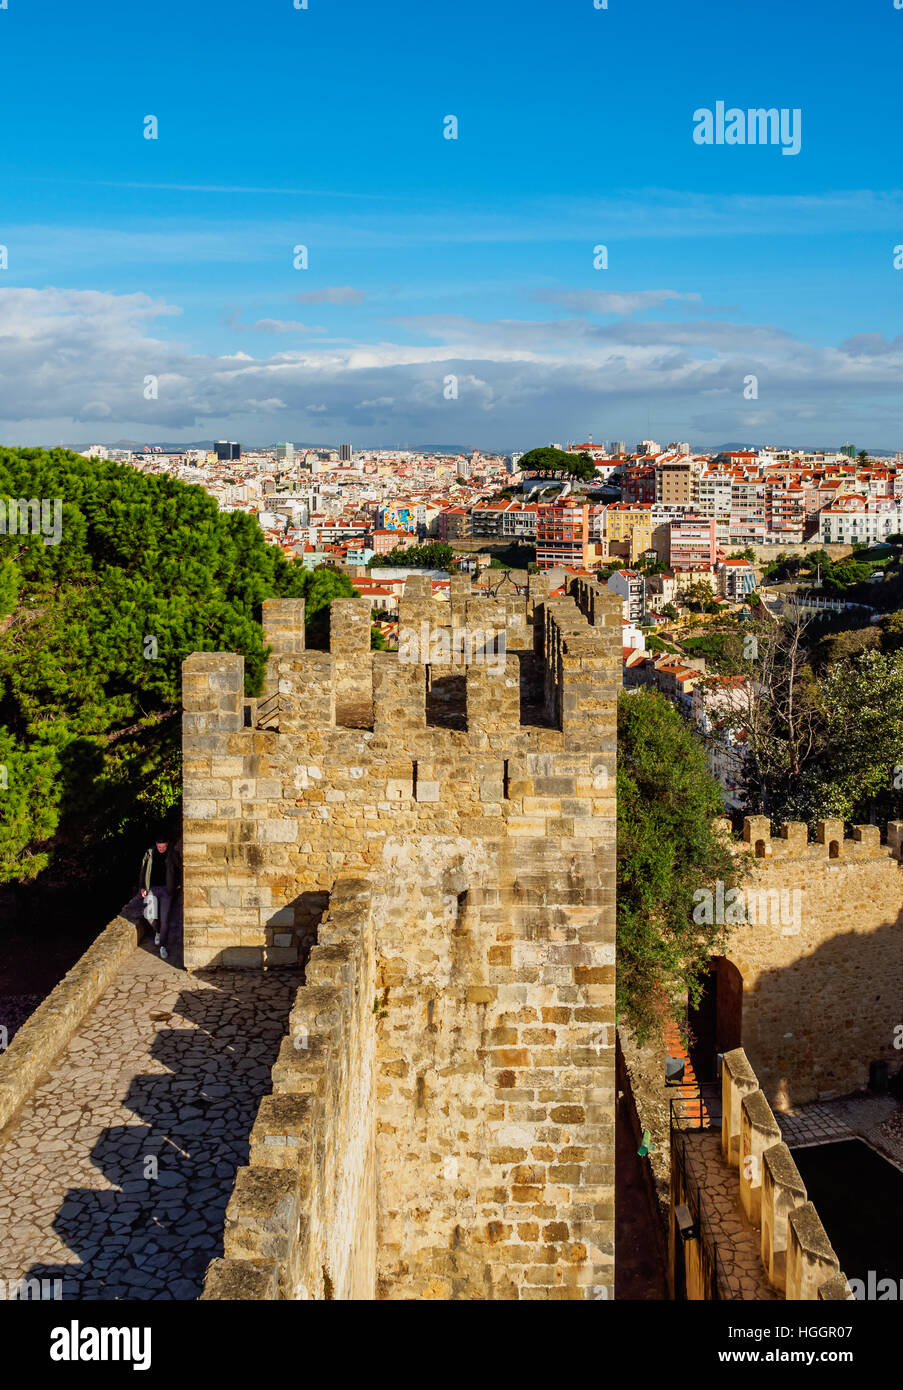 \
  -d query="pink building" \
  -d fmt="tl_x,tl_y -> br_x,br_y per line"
669,515 -> 717,568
